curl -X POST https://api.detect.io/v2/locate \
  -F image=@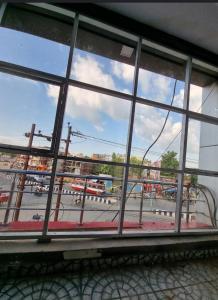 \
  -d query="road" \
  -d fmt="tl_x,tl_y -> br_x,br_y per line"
0,173 -> 194,226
